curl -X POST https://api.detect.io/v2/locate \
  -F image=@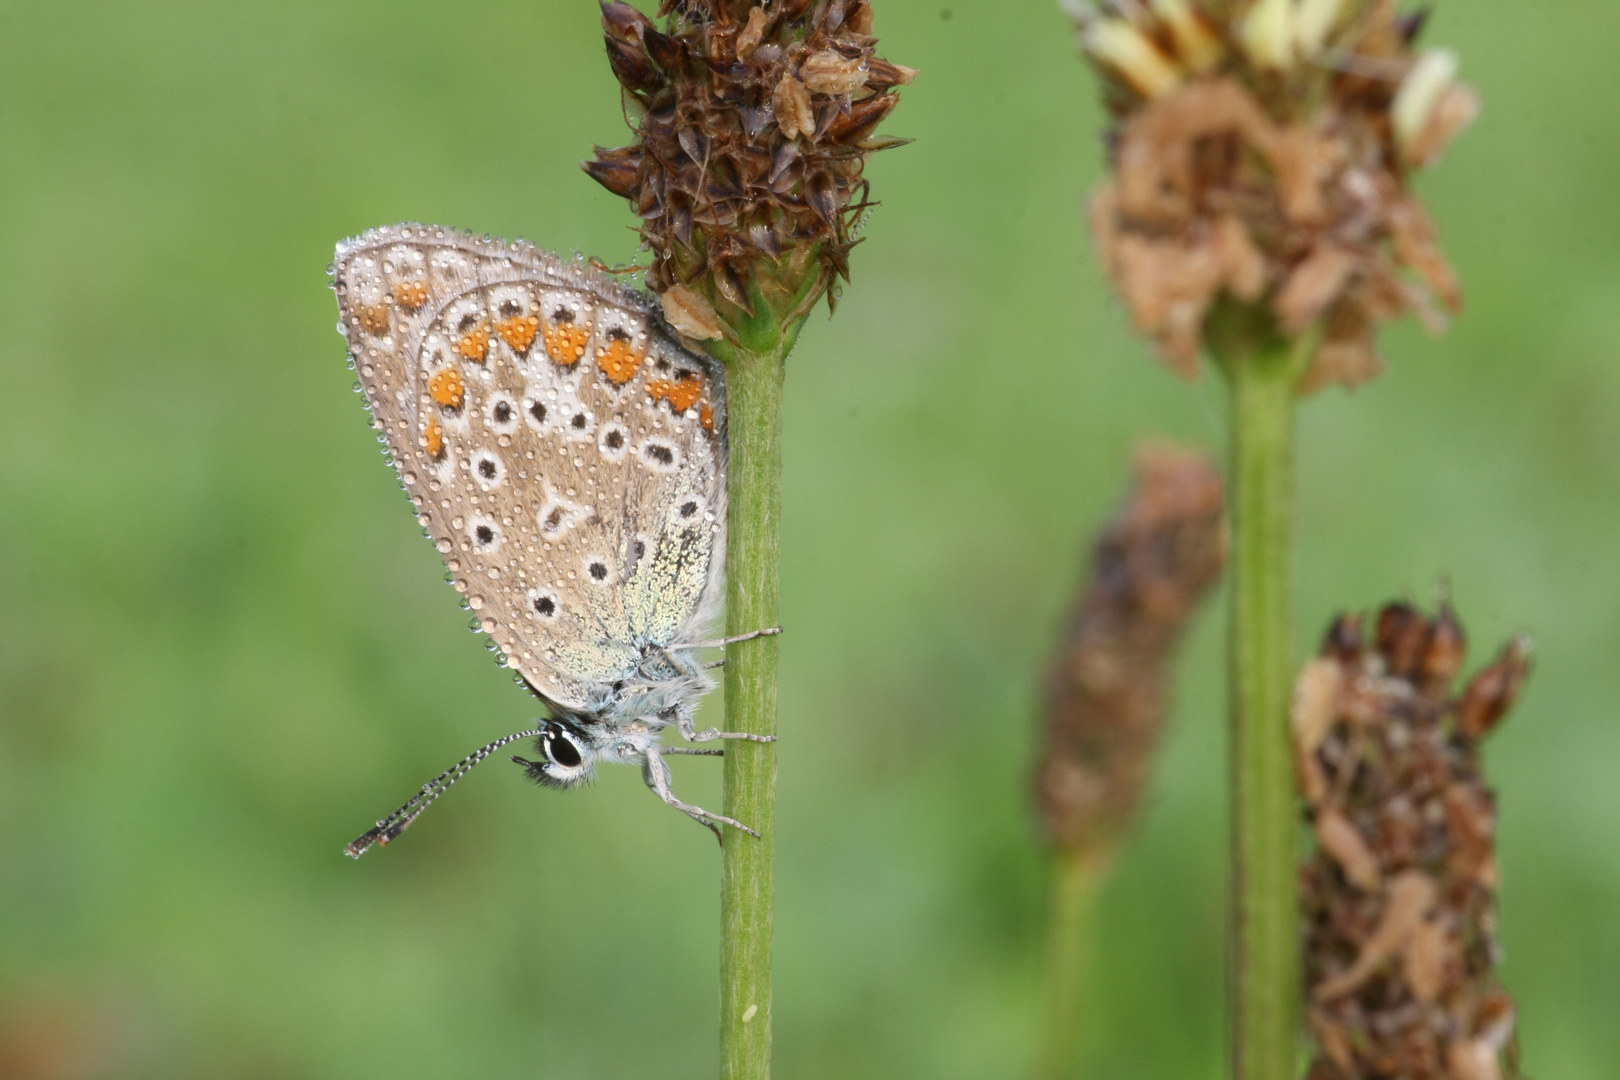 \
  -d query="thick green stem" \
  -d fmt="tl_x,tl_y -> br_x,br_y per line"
1036,854 -> 1102,1080
713,301 -> 798,1080
1218,333 -> 1303,1080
